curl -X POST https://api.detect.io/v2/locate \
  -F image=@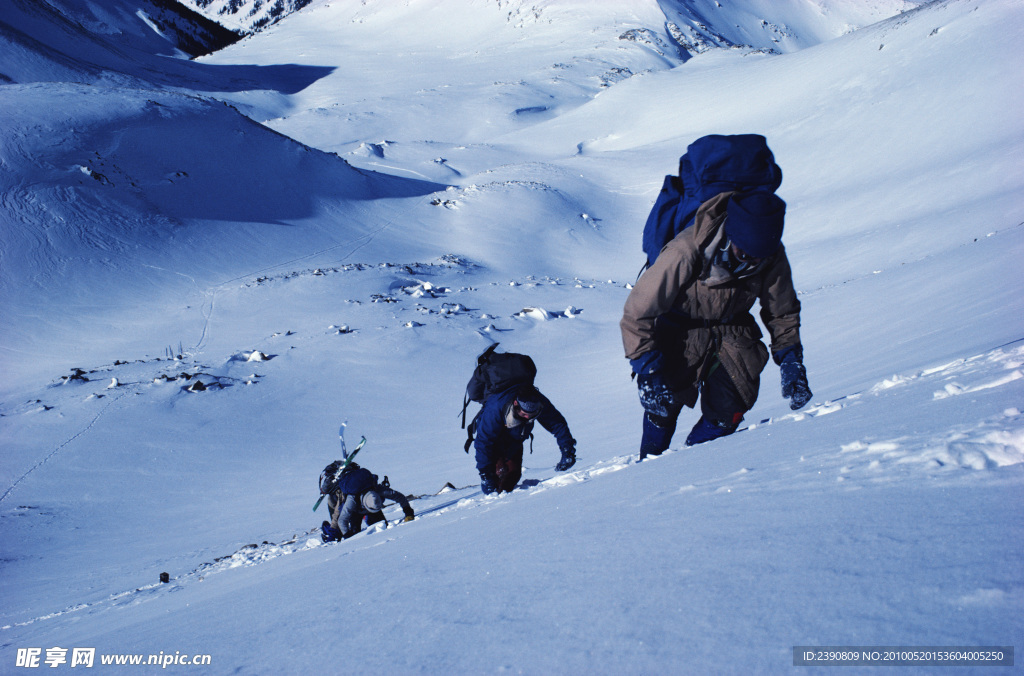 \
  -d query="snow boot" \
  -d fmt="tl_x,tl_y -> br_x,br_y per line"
639,412 -> 676,460
684,416 -> 736,446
